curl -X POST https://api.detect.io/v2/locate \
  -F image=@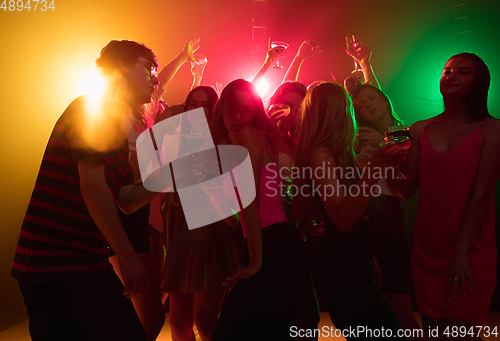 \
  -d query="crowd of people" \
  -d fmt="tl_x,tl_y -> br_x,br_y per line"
10,36 -> 500,341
